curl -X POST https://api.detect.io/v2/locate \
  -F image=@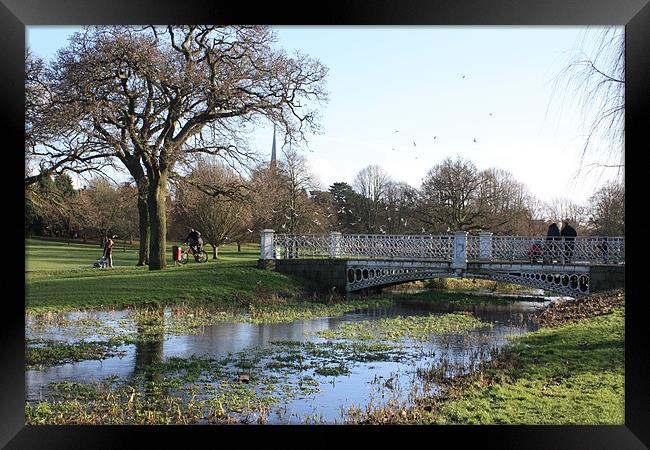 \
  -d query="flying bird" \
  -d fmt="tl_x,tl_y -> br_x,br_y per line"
413,141 -> 416,147
473,138 -> 478,143
433,136 -> 437,140
247,229 -> 253,233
